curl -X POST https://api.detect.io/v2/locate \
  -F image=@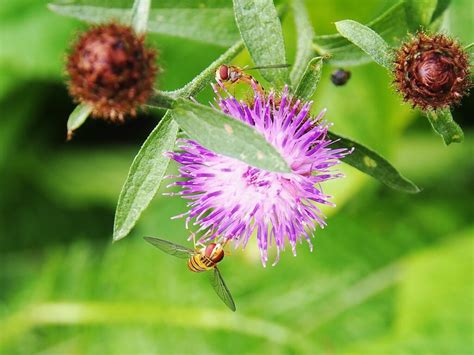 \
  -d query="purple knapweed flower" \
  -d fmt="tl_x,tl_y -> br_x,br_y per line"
167,84 -> 351,266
